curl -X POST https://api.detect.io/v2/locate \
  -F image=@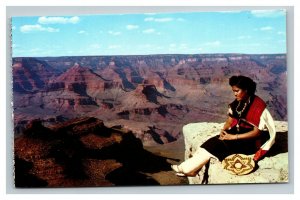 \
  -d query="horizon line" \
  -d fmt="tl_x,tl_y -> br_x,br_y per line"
12,52 -> 287,59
